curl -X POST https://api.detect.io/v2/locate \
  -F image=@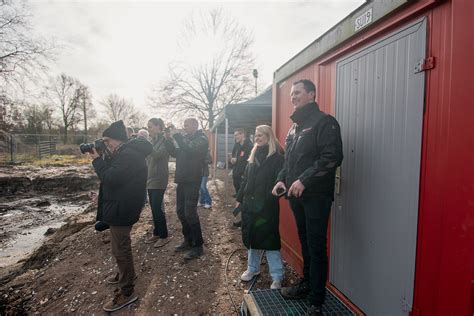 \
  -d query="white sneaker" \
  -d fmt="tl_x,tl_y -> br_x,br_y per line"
270,280 -> 282,289
204,204 -> 211,209
197,203 -> 204,207
241,270 -> 260,282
